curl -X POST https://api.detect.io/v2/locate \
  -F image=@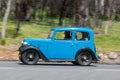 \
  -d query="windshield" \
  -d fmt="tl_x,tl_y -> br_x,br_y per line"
48,30 -> 54,38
